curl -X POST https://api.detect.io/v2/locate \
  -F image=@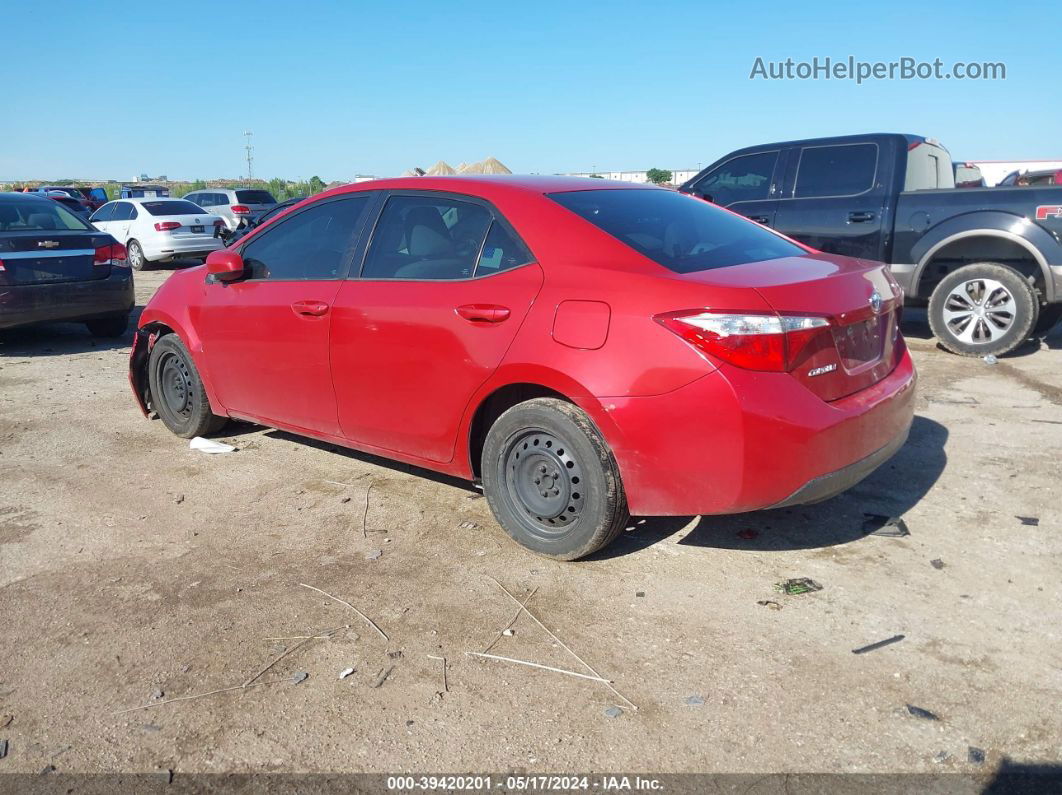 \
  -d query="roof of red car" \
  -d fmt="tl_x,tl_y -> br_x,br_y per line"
321,174 -> 658,201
